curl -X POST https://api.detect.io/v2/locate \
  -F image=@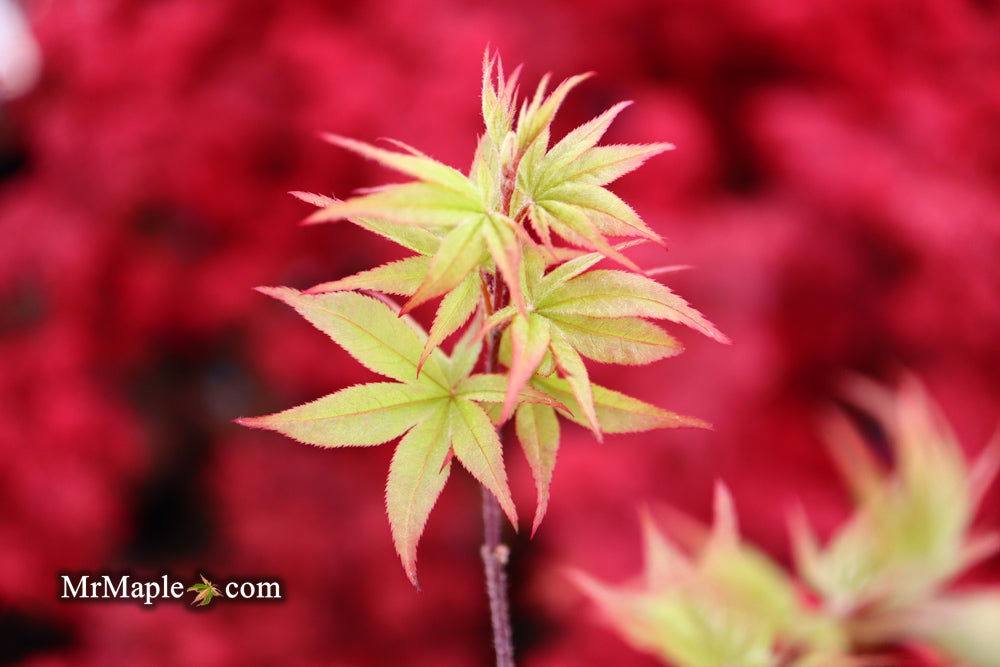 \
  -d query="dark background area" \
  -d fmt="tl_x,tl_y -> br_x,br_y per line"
0,0 -> 998,664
